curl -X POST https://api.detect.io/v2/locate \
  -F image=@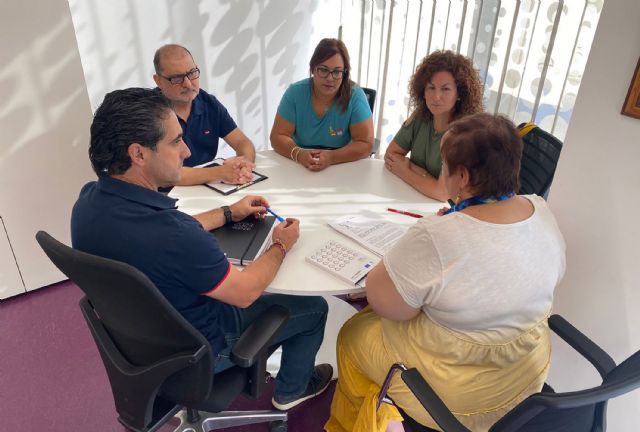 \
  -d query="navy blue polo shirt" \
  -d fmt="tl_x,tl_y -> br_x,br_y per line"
180,89 -> 238,167
71,176 -> 234,353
